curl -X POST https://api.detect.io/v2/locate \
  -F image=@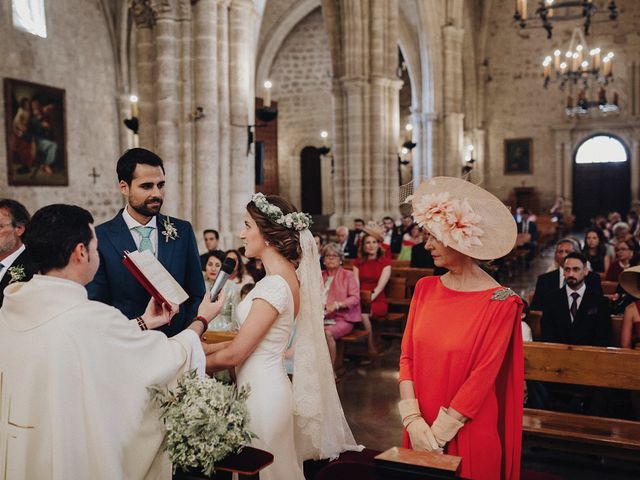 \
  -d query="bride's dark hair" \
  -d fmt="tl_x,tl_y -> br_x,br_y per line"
247,195 -> 303,267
